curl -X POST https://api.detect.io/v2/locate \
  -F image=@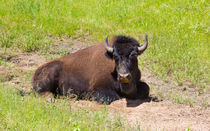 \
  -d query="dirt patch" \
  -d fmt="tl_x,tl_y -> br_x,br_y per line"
10,53 -> 46,71
110,99 -> 210,130
62,98 -> 209,130
0,66 -> 15,82
49,35 -> 91,56
1,37 -> 209,130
